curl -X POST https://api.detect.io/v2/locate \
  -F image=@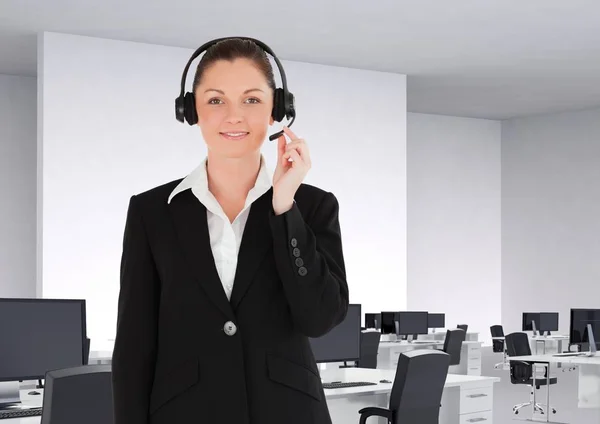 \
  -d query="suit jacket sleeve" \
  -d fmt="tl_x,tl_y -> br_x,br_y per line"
111,195 -> 159,424
269,191 -> 349,337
